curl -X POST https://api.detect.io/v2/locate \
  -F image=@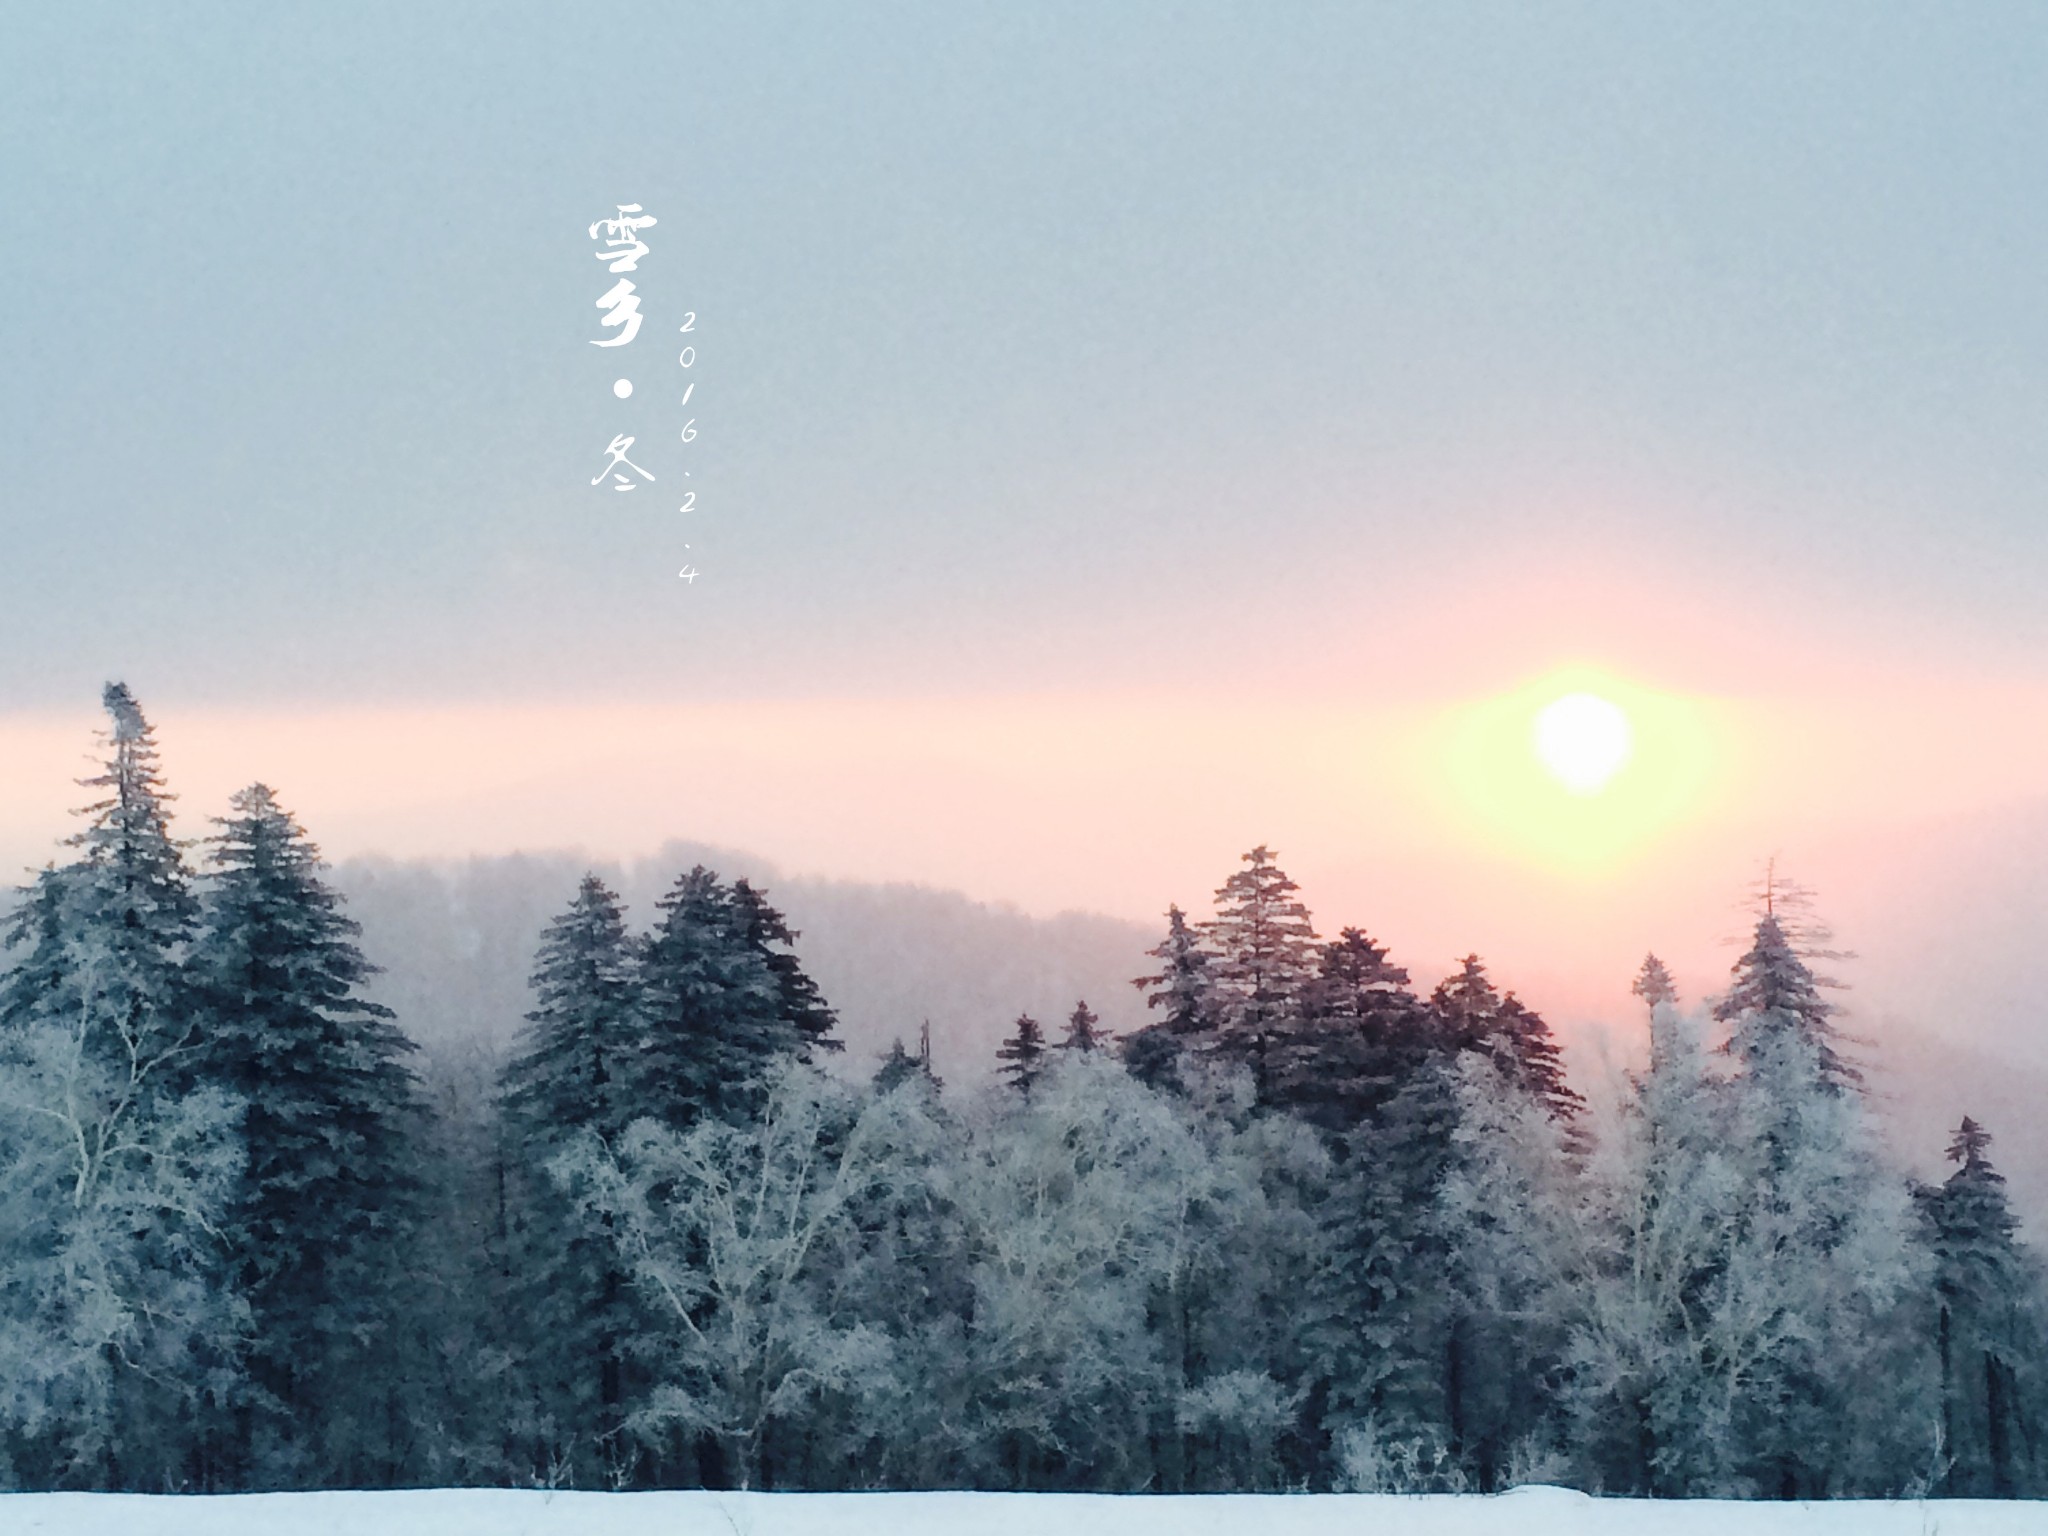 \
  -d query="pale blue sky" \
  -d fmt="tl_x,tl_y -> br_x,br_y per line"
3,2 -> 2045,710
